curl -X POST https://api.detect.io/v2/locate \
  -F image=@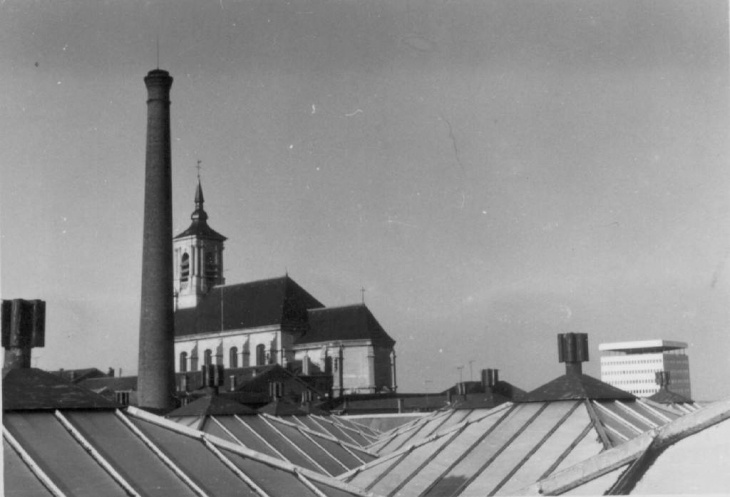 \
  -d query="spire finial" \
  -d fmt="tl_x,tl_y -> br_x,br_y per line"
361,286 -> 366,304
156,35 -> 160,69
191,160 -> 207,222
